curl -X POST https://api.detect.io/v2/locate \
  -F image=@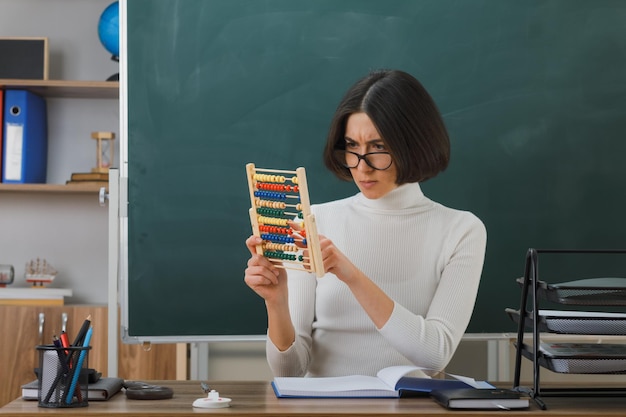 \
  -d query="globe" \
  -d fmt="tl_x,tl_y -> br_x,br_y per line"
98,1 -> 119,58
